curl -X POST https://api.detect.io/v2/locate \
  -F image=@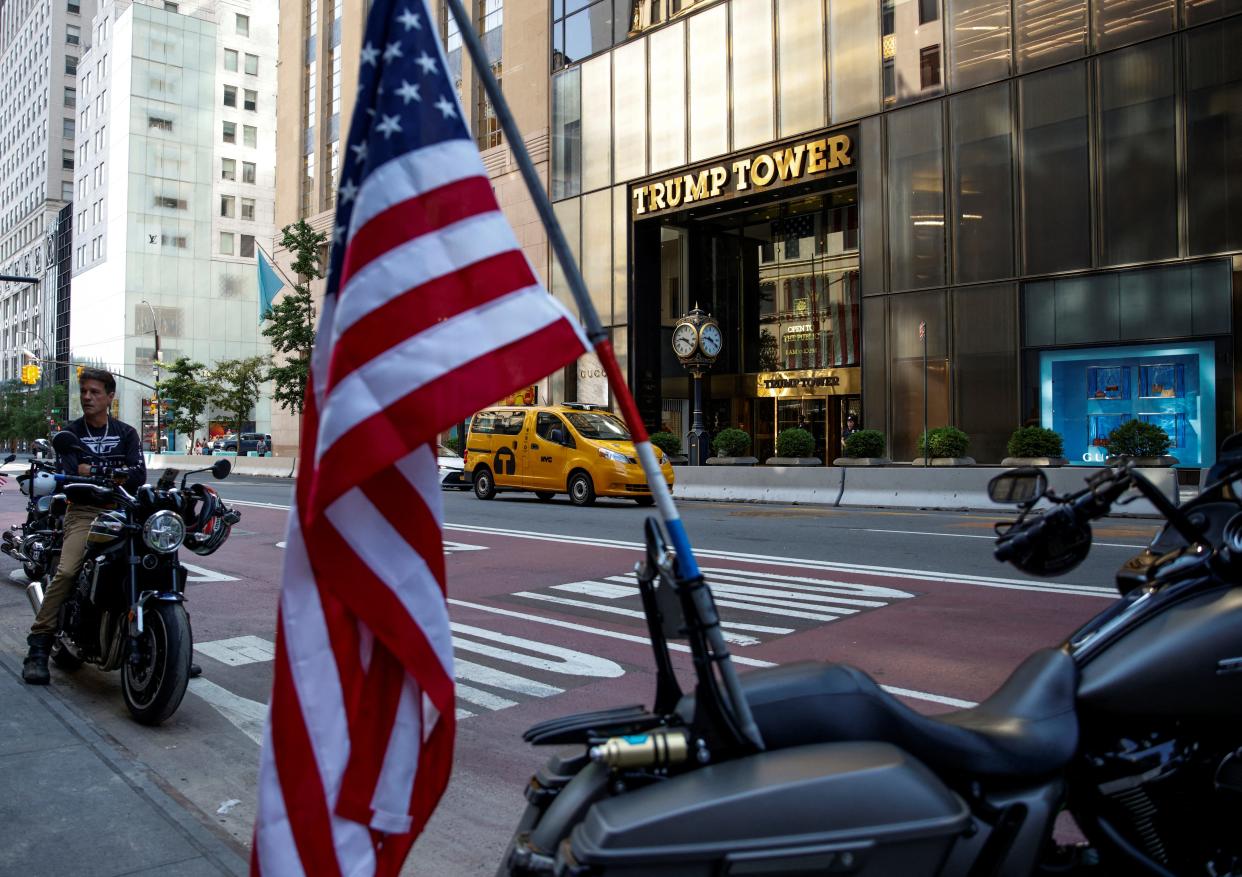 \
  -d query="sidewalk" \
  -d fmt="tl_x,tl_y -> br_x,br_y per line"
0,652 -> 248,877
